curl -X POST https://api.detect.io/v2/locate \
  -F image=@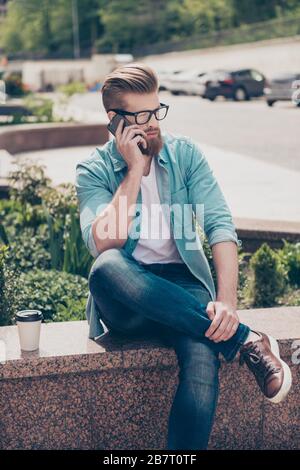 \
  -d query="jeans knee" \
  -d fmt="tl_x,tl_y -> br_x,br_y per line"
88,247 -> 123,292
